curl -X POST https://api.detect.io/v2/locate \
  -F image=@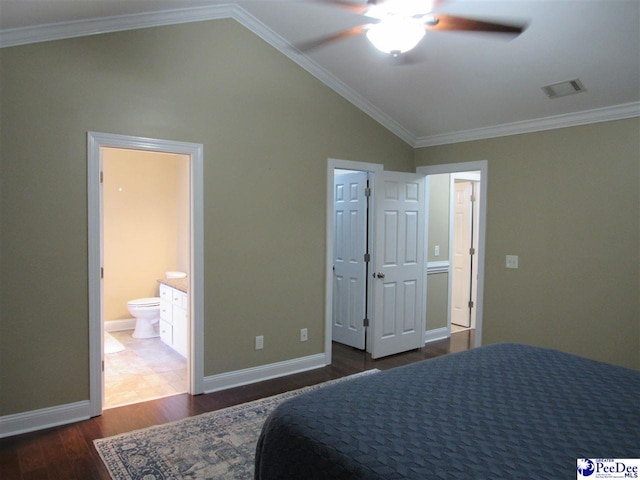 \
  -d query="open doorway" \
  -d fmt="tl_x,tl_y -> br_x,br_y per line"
325,159 -> 383,364
326,160 -> 485,360
325,159 -> 428,361
88,132 -> 204,417
418,161 -> 487,348
101,148 -> 189,408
